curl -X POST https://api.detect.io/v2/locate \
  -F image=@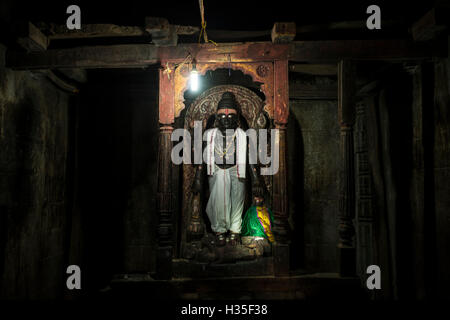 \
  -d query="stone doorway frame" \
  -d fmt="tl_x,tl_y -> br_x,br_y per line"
155,43 -> 290,279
